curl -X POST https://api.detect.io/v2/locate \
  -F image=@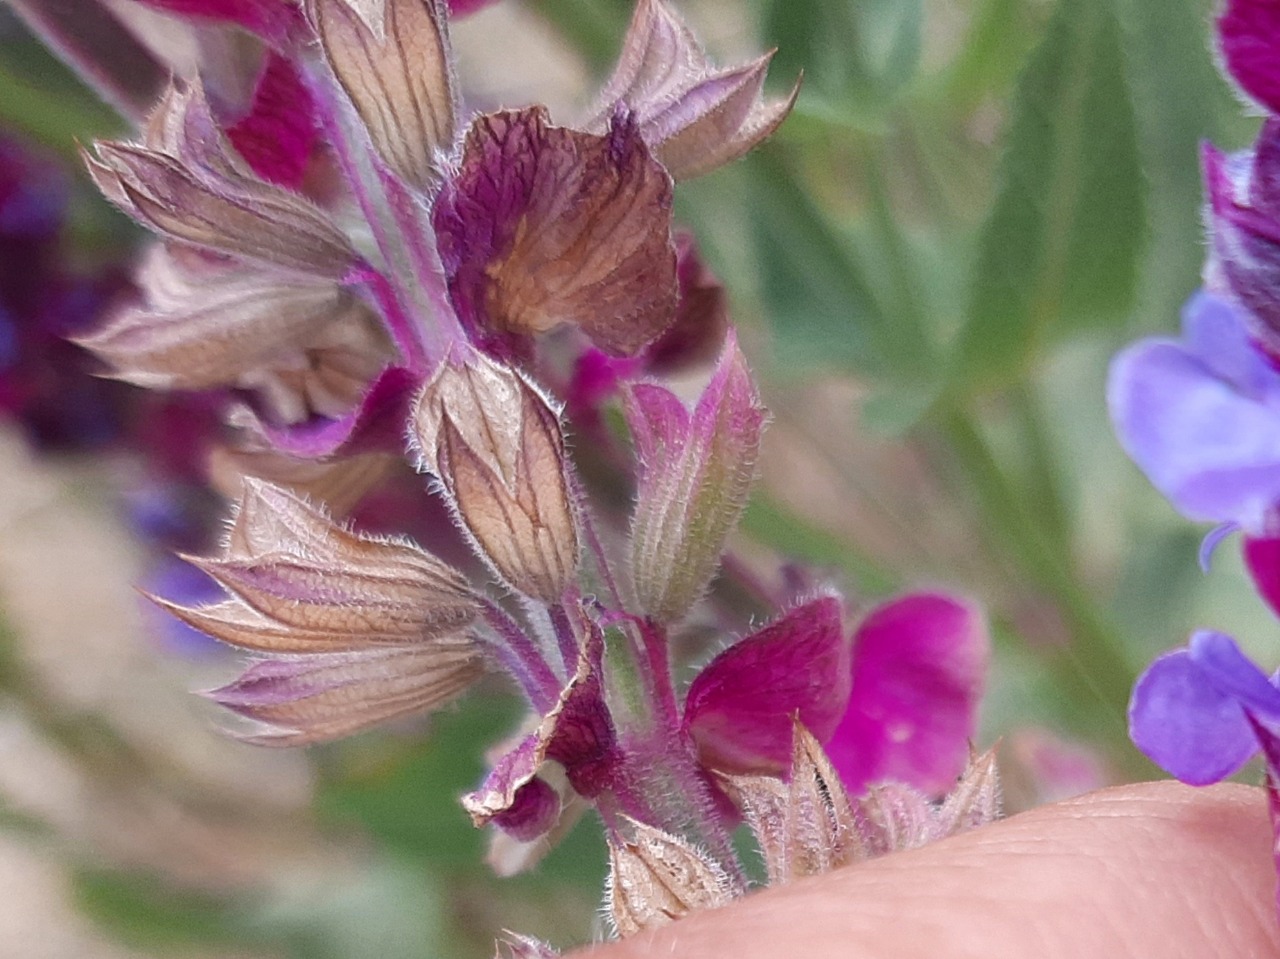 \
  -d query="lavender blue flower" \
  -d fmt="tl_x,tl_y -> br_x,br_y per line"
1107,290 -> 1280,531
1129,630 -> 1280,785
